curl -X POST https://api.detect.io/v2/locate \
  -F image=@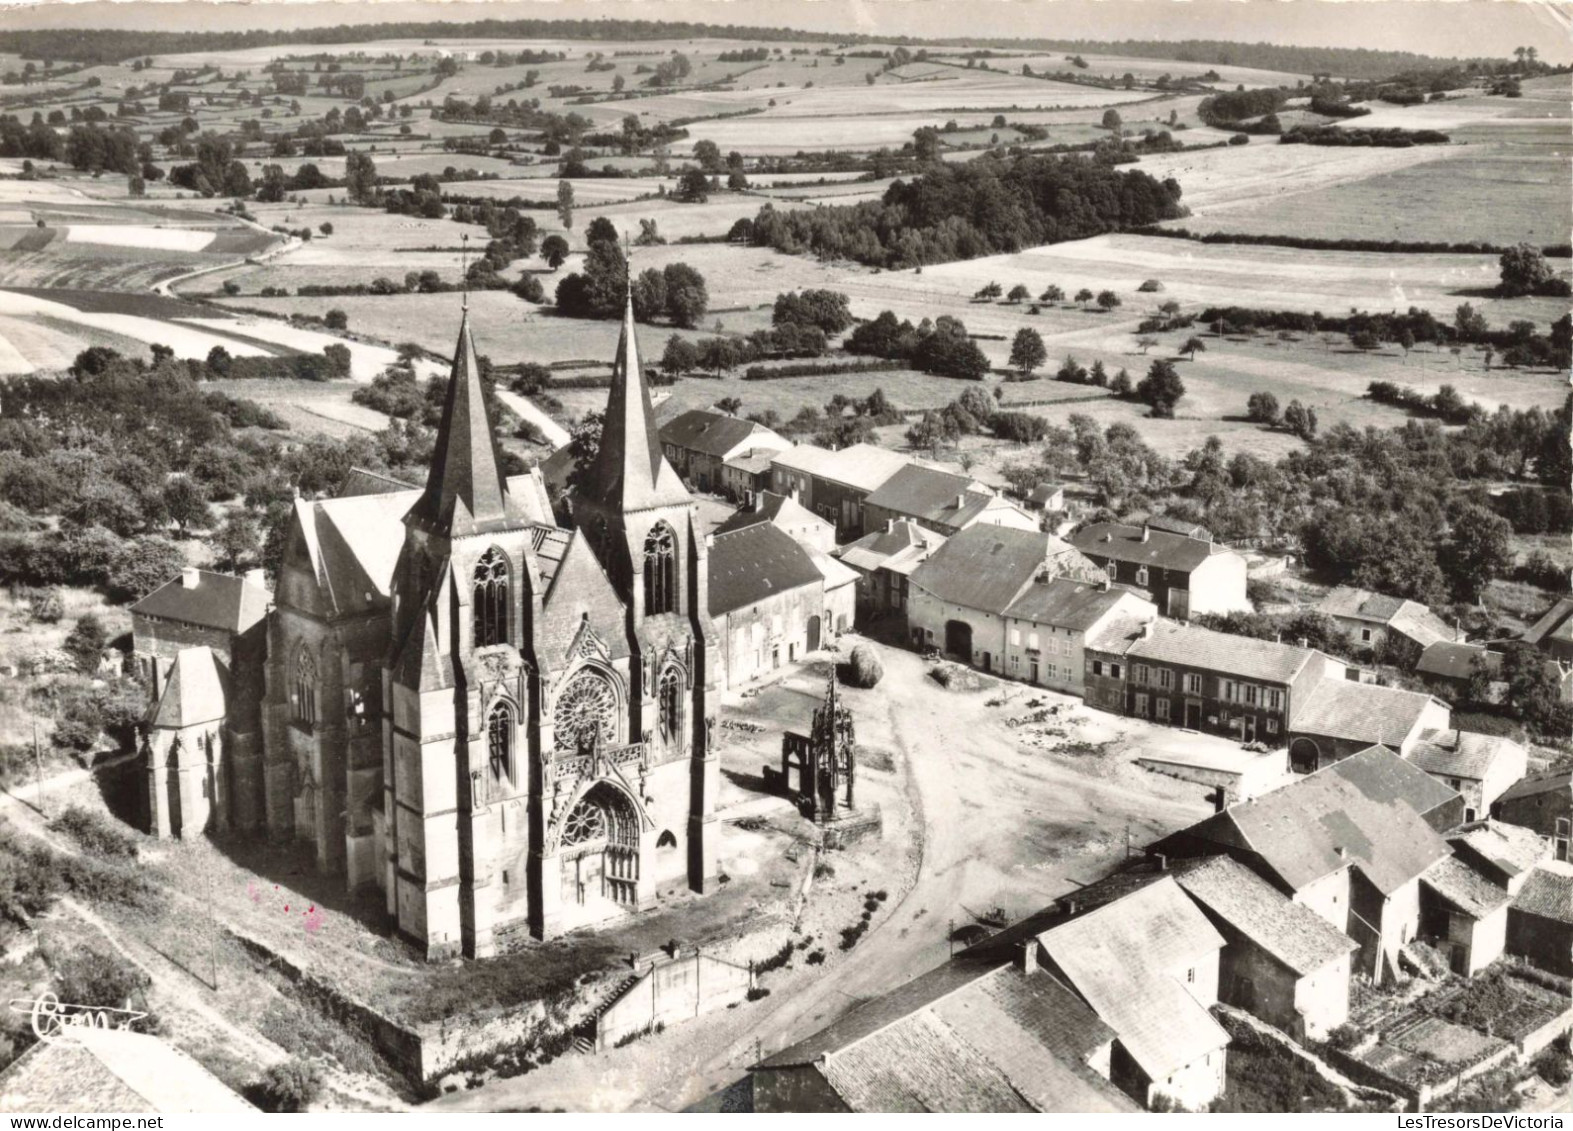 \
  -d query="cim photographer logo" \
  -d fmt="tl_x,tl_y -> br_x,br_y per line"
7,992 -> 148,1043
